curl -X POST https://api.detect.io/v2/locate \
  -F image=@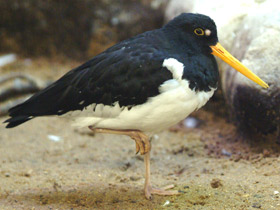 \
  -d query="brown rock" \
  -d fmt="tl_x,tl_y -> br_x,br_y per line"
210,178 -> 223,188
